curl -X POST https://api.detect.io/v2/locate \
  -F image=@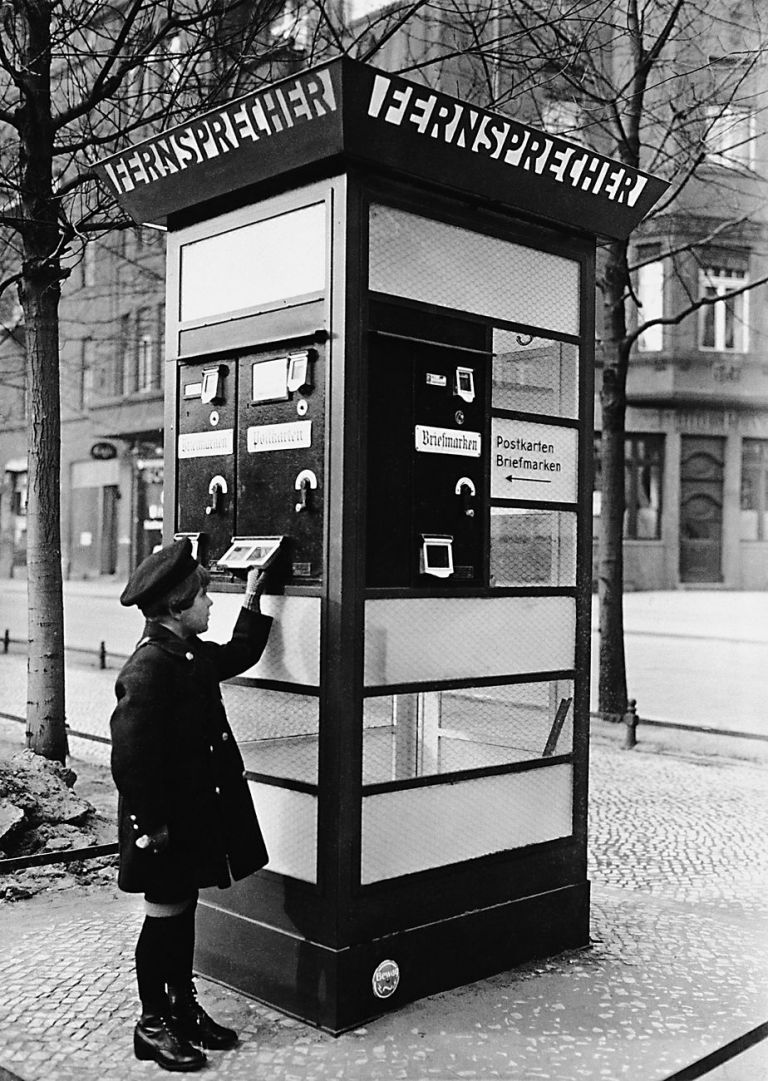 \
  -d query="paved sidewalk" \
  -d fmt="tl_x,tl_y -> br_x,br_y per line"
1,717 -> 767,1081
